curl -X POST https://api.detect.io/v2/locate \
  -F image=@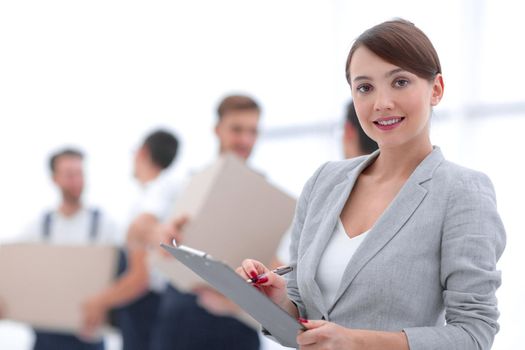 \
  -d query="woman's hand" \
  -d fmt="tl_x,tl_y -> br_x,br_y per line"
236,259 -> 289,309
297,319 -> 356,349
297,319 -> 409,350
